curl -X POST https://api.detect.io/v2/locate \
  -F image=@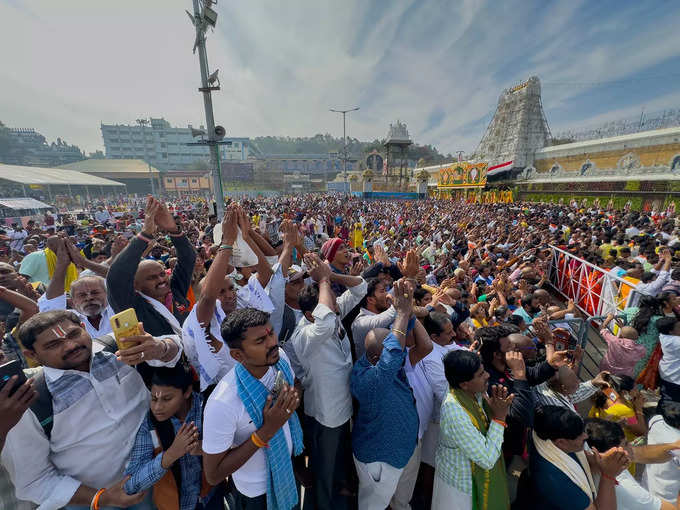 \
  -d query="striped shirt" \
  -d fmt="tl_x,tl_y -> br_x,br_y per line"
534,381 -> 597,411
